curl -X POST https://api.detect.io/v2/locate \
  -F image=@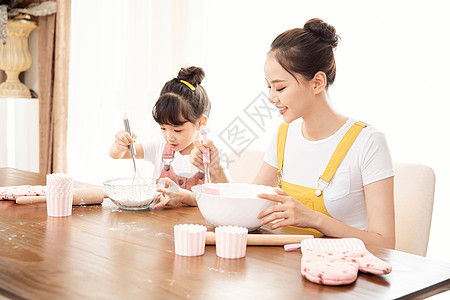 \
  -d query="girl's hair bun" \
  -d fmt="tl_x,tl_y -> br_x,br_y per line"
304,18 -> 340,48
177,66 -> 205,86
